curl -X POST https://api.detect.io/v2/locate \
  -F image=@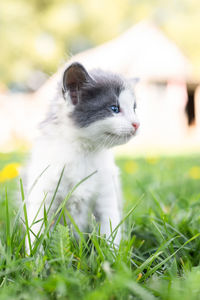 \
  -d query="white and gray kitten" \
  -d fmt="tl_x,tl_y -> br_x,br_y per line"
25,62 -> 139,246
